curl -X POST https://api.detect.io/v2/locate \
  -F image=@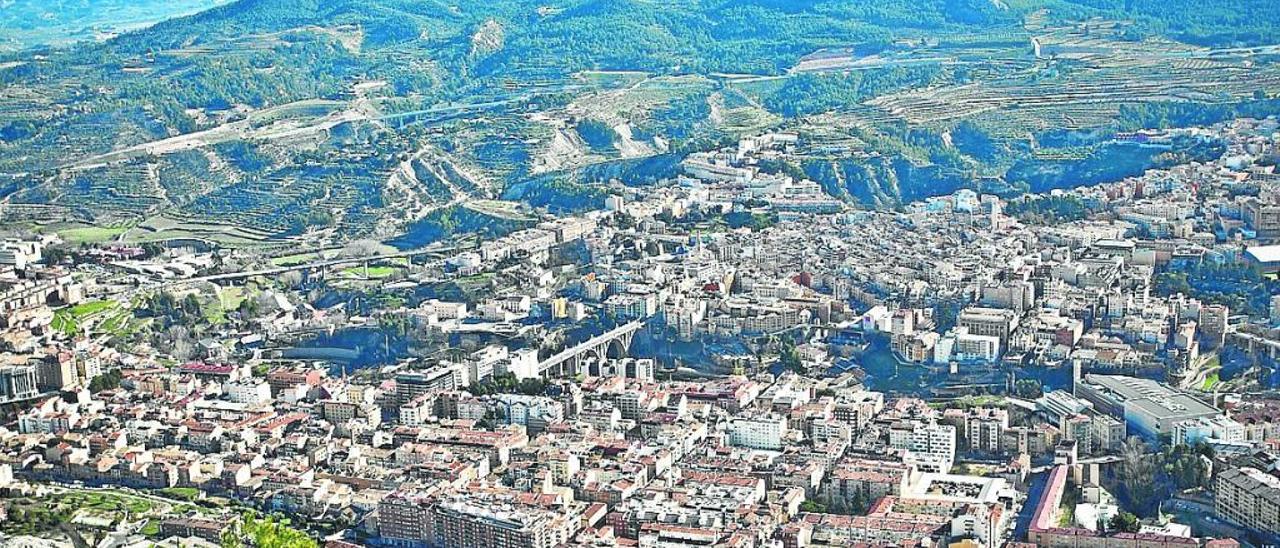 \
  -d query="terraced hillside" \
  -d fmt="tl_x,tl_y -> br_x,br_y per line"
0,0 -> 1277,245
